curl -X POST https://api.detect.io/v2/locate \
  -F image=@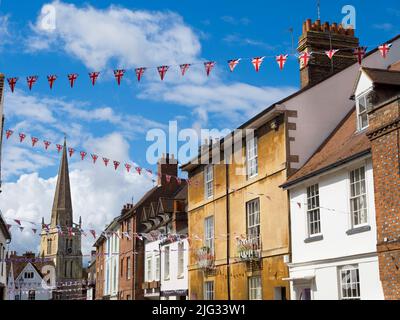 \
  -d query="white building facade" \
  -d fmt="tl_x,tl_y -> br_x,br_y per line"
0,211 -> 11,300
160,239 -> 189,300
9,263 -> 52,300
143,239 -> 161,300
103,221 -> 120,300
285,155 -> 384,300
